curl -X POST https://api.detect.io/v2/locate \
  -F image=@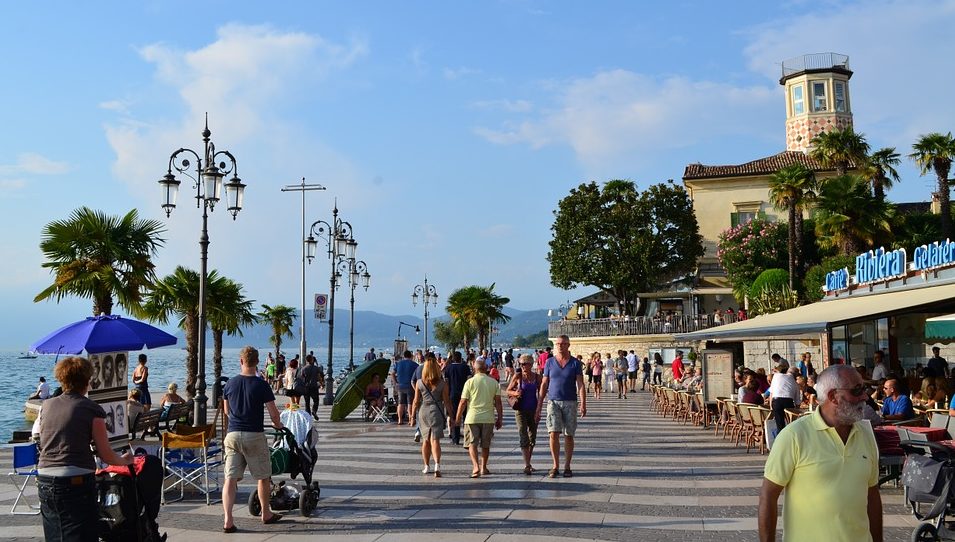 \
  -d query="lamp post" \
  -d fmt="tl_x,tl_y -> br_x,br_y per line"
159,115 -> 246,426
344,260 -> 370,370
281,178 -> 326,365
547,300 -> 572,320
305,205 -> 355,405
411,277 -> 438,351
